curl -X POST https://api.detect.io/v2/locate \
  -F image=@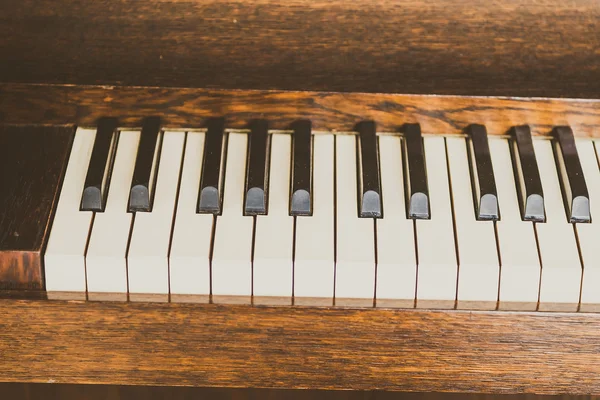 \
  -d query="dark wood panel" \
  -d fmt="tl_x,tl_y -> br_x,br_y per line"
0,1 -> 599,98
2,84 -> 600,137
0,126 -> 73,289
2,383 -> 596,400
1,296 -> 600,394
